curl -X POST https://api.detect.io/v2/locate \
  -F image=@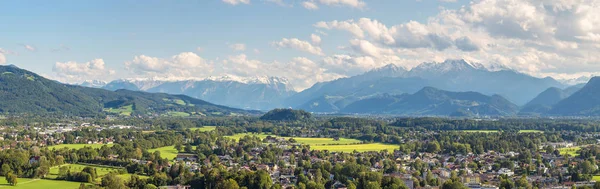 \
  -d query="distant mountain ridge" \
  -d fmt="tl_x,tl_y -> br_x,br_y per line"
100,76 -> 296,110
289,59 -> 565,113
340,87 -> 519,116
548,77 -> 600,116
0,65 -> 253,117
